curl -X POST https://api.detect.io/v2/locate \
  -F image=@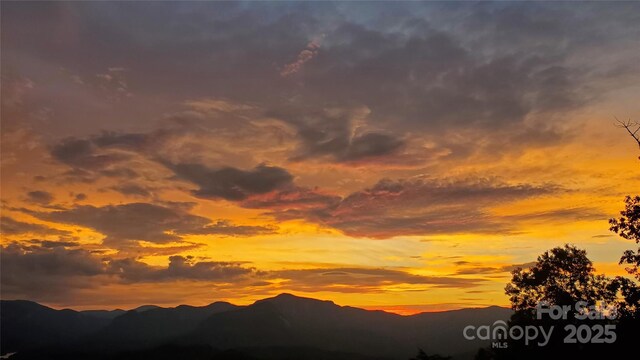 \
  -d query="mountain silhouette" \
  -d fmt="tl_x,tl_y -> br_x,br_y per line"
90,301 -> 238,350
188,294 -> 407,356
0,300 -> 112,353
79,309 -> 127,320
1,294 -> 511,360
